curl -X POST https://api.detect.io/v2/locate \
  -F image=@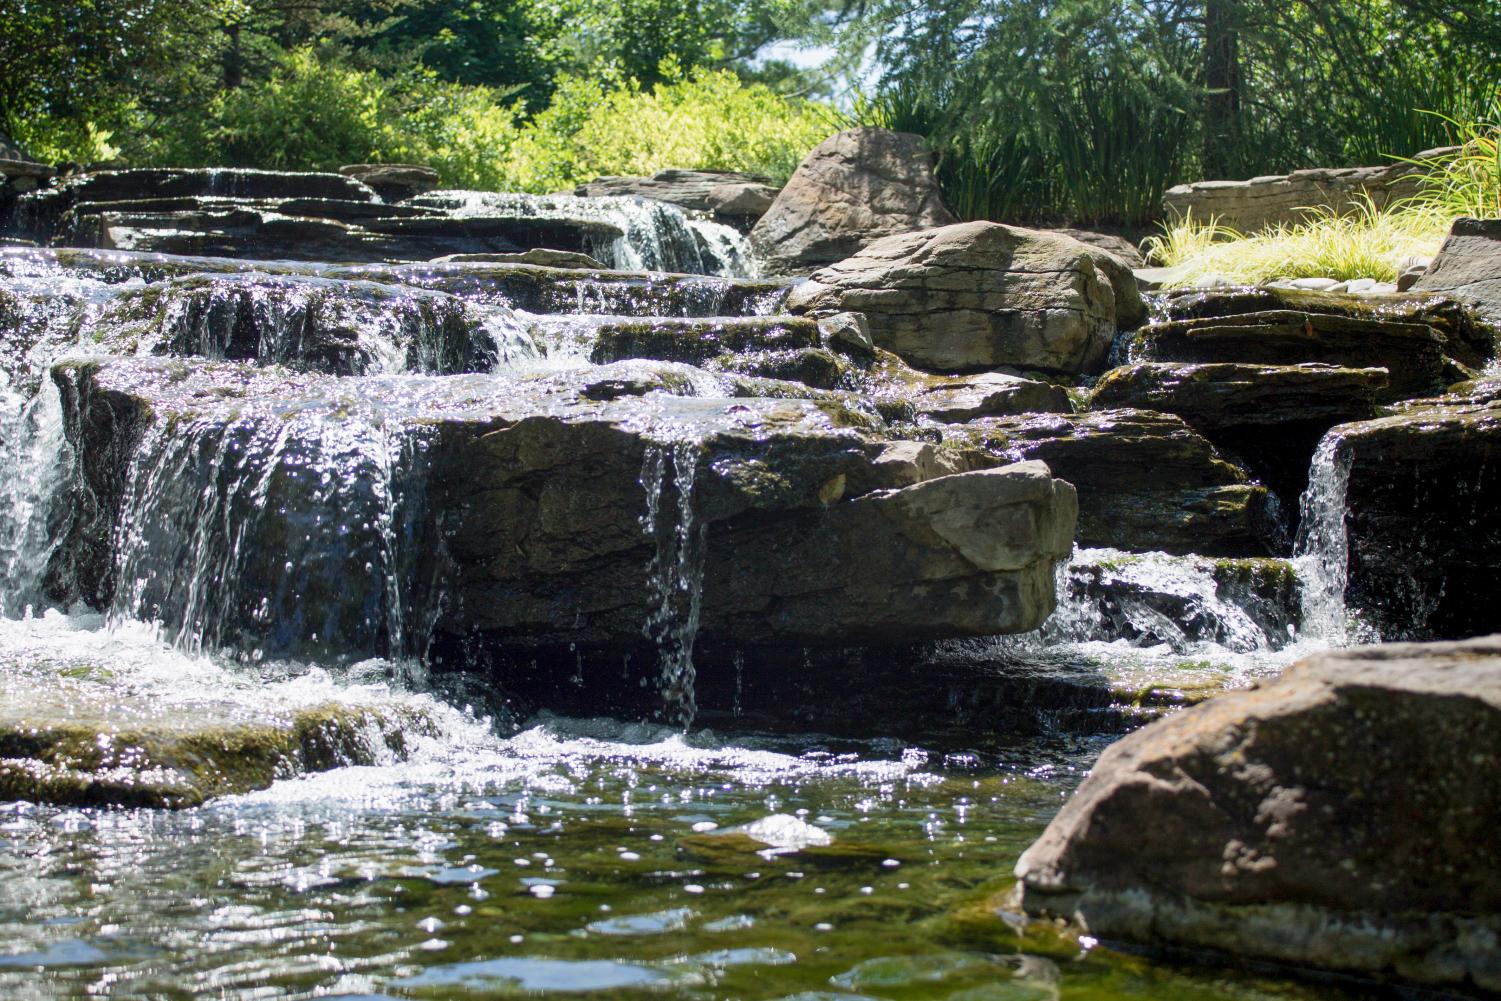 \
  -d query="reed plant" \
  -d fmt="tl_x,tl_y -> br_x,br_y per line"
1398,106 -> 1501,220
